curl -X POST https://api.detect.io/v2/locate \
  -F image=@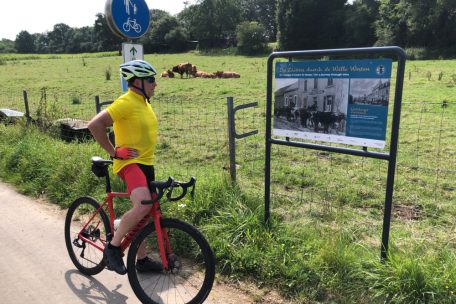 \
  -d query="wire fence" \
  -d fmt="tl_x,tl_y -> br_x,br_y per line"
0,89 -> 454,221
